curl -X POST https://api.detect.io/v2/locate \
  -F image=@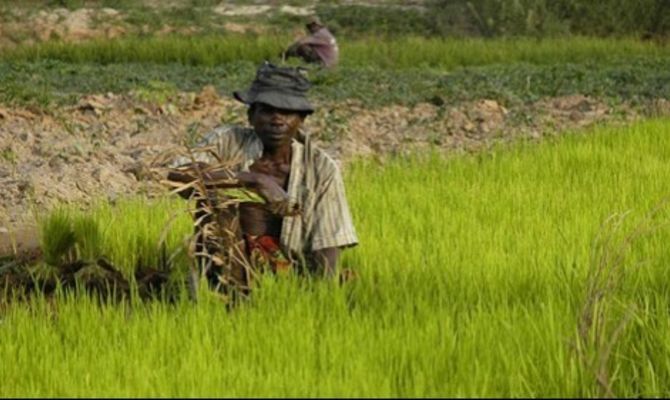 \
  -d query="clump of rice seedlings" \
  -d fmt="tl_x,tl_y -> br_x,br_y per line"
5,196 -> 195,300
40,208 -> 77,267
160,145 -> 299,302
